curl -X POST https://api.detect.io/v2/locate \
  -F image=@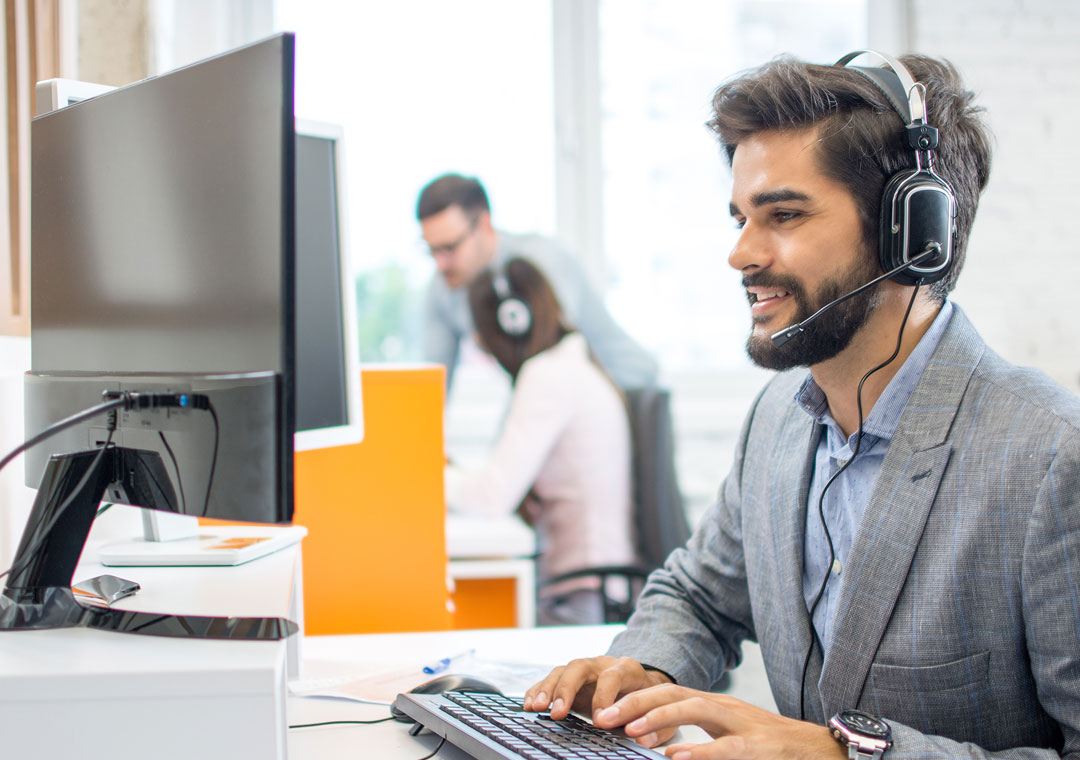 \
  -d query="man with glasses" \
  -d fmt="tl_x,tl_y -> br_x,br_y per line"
417,173 -> 658,390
